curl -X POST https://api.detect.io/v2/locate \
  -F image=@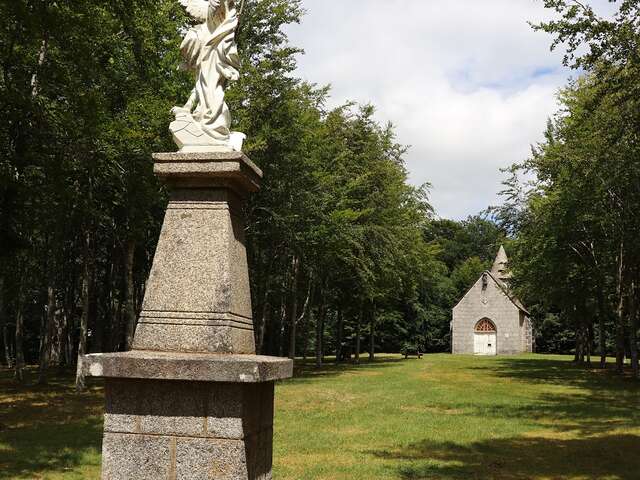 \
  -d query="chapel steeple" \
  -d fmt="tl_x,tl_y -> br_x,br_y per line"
490,245 -> 511,281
